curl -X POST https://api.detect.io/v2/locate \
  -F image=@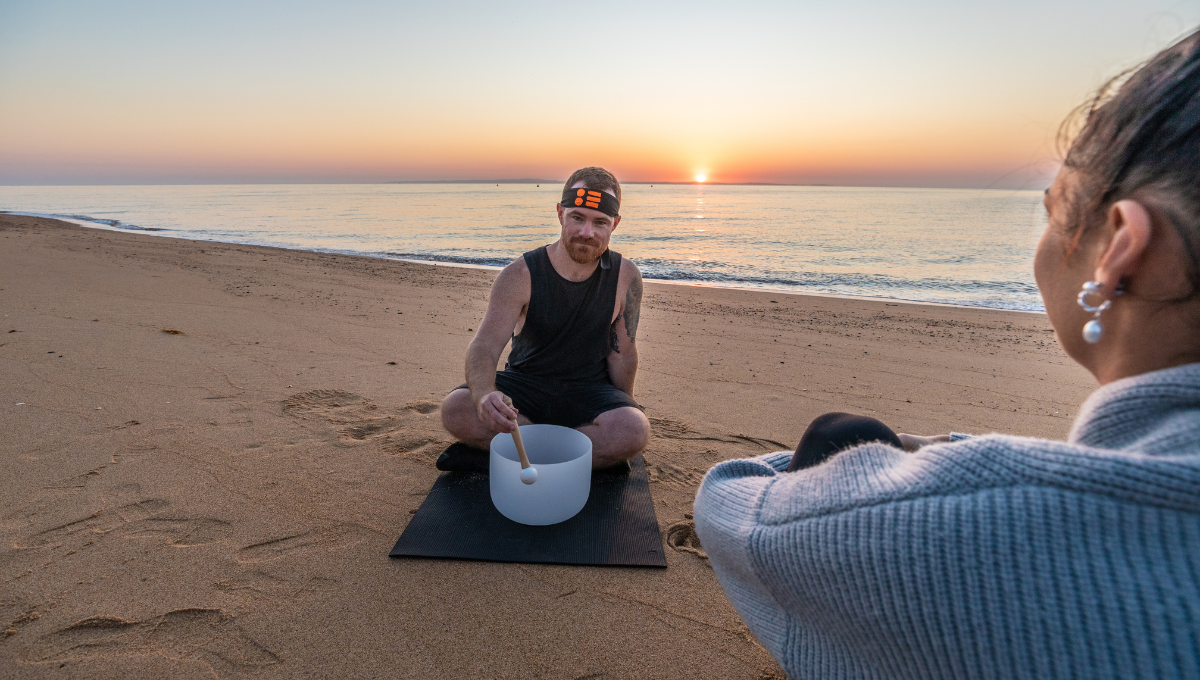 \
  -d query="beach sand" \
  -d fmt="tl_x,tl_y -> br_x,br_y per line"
0,215 -> 1094,678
